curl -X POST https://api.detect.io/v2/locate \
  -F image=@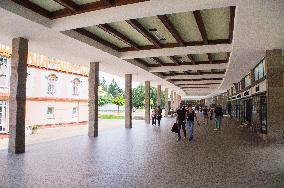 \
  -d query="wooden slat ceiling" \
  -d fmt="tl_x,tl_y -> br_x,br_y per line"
10,1 -> 236,94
